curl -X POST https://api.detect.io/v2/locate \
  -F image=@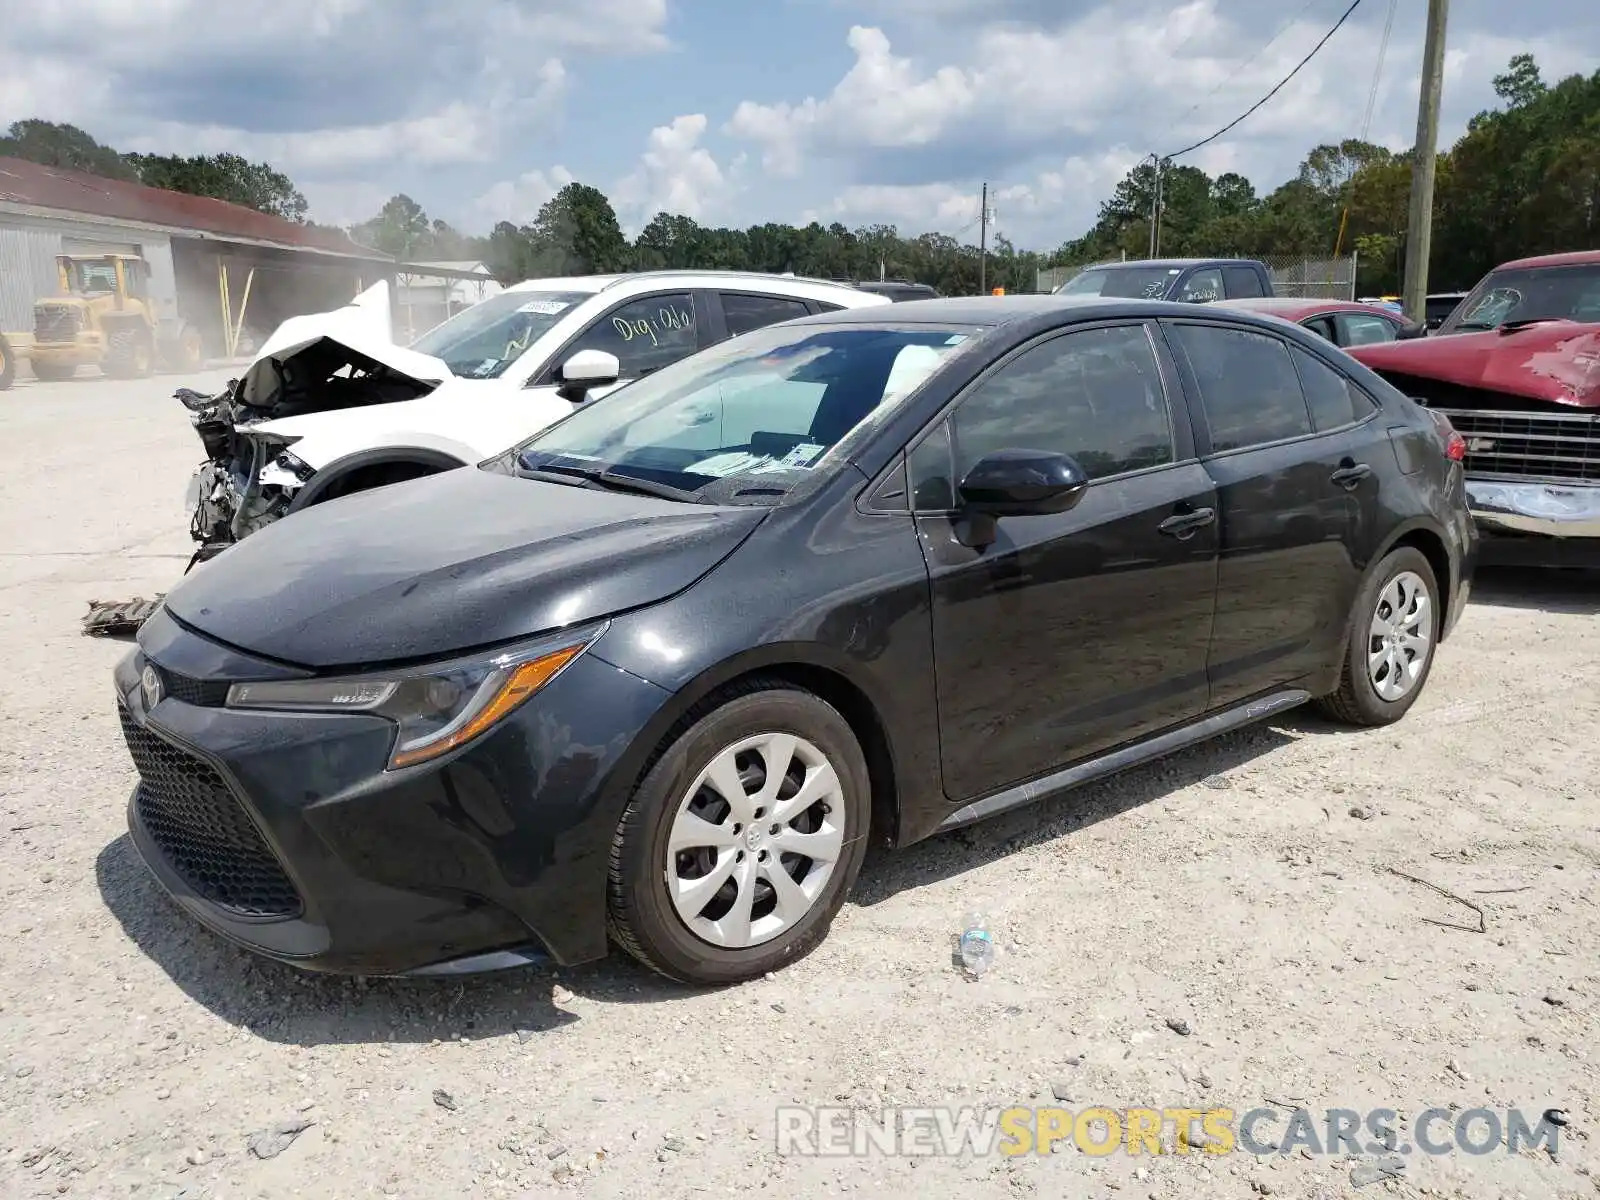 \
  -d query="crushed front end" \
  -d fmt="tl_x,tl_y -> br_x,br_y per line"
179,385 -> 315,569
